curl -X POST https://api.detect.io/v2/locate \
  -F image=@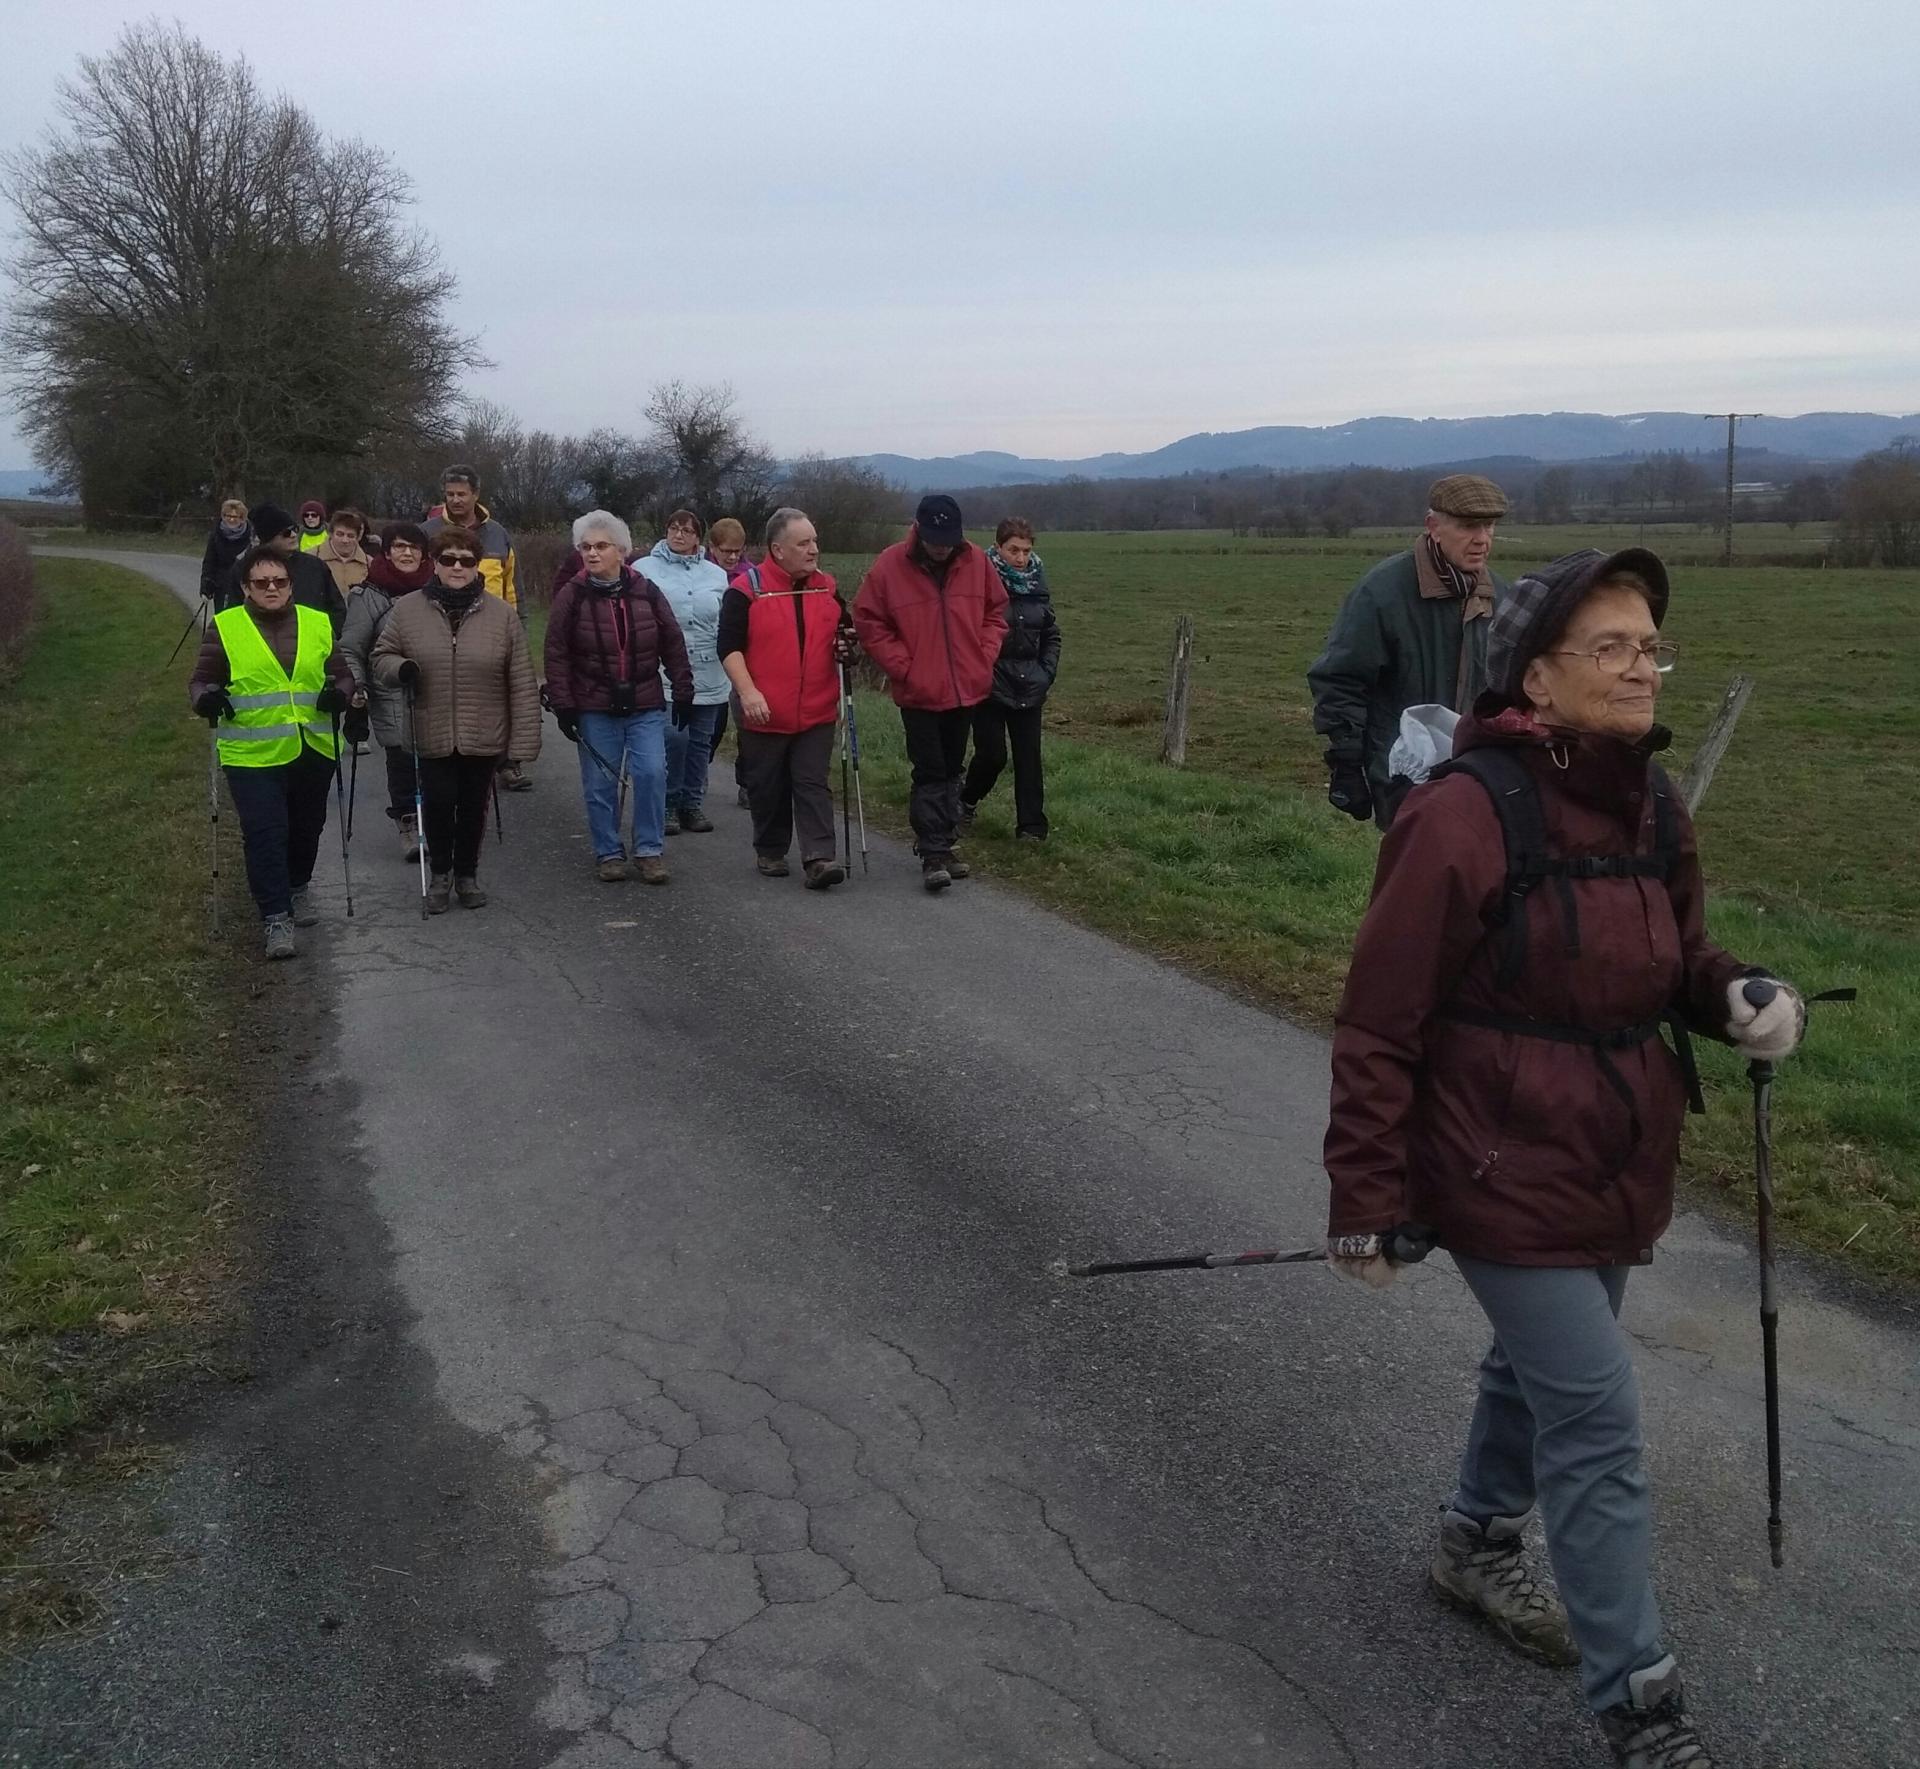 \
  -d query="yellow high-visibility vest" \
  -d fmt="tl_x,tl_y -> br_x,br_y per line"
213,604 -> 339,769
